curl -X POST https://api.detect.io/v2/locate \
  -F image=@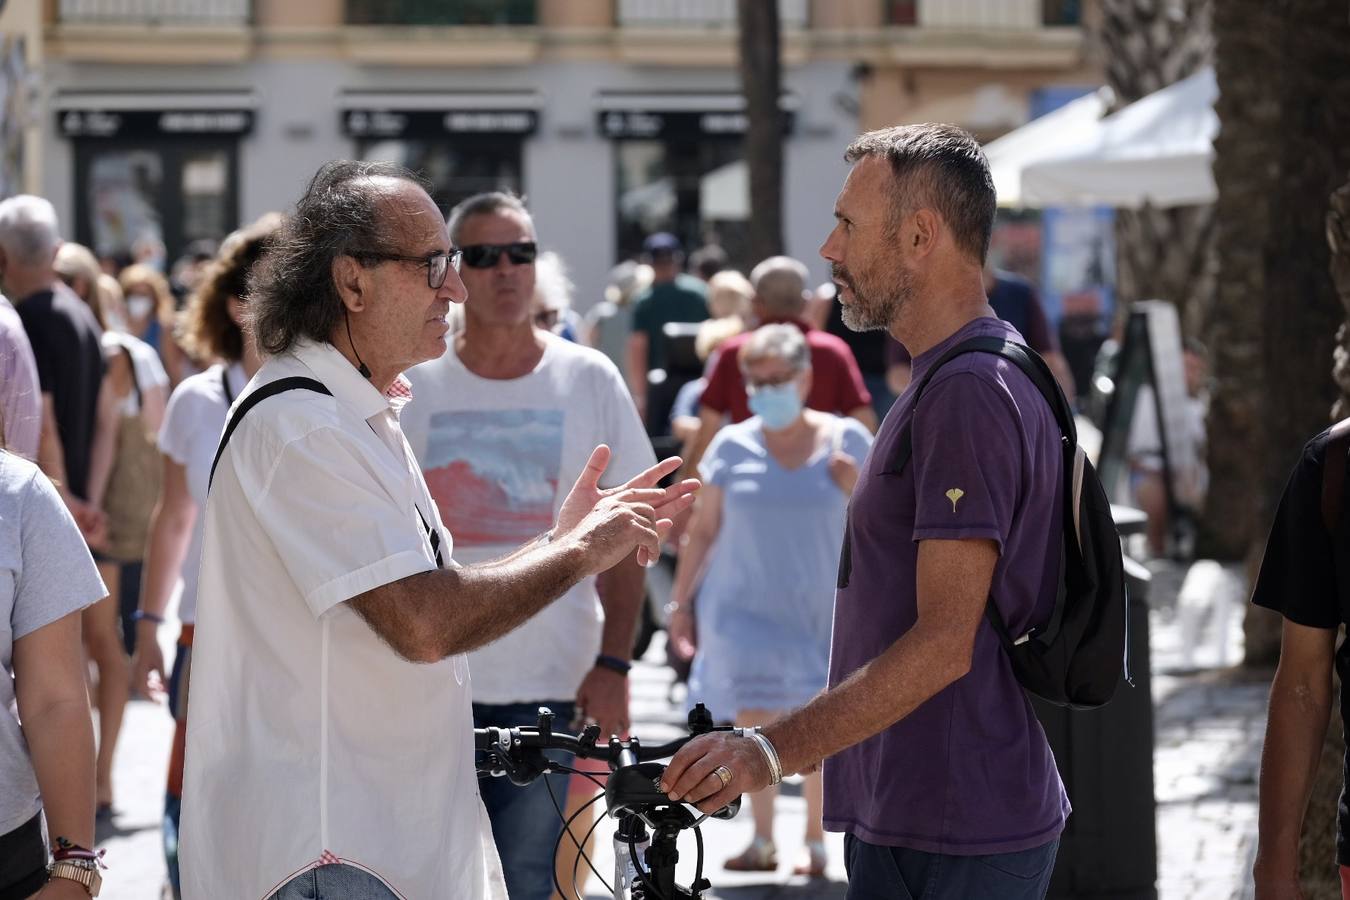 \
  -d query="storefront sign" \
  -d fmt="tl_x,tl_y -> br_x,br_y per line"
58,109 -> 254,139
598,109 -> 795,140
341,109 -> 539,139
